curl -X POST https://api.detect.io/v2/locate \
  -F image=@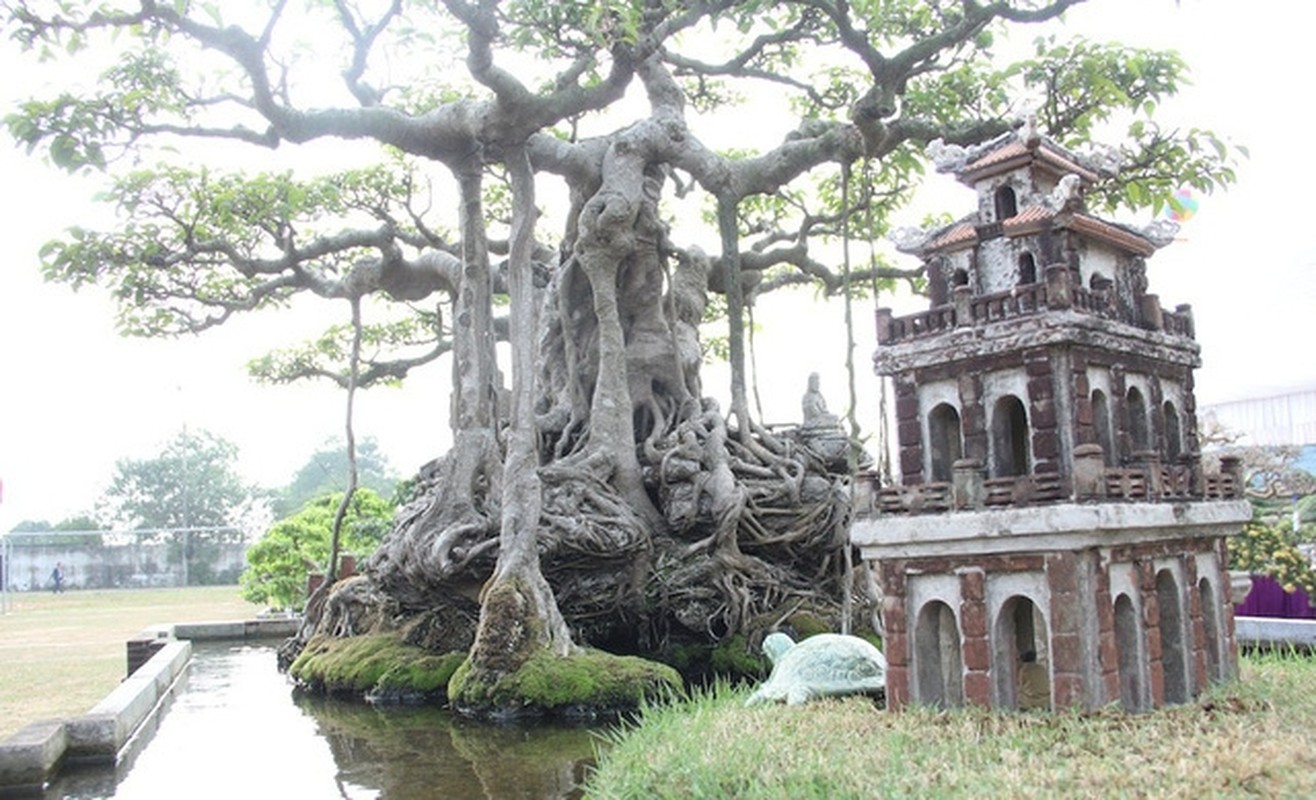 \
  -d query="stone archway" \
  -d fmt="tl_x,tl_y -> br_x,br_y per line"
1155,569 -> 1189,704
928,403 -> 963,483
1127,386 -> 1150,453
1113,593 -> 1147,711
990,395 -> 1030,478
1092,389 -> 1115,466
914,600 -> 964,708
1164,401 -> 1182,461
993,594 -> 1050,710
